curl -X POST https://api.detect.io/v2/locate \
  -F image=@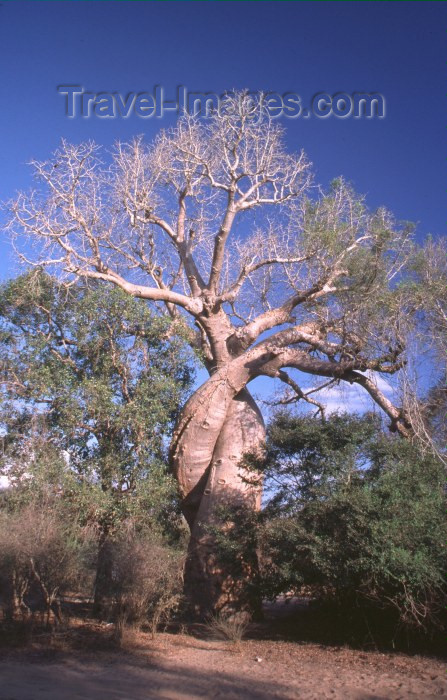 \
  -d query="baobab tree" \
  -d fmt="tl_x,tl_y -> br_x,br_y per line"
6,93 -> 414,618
